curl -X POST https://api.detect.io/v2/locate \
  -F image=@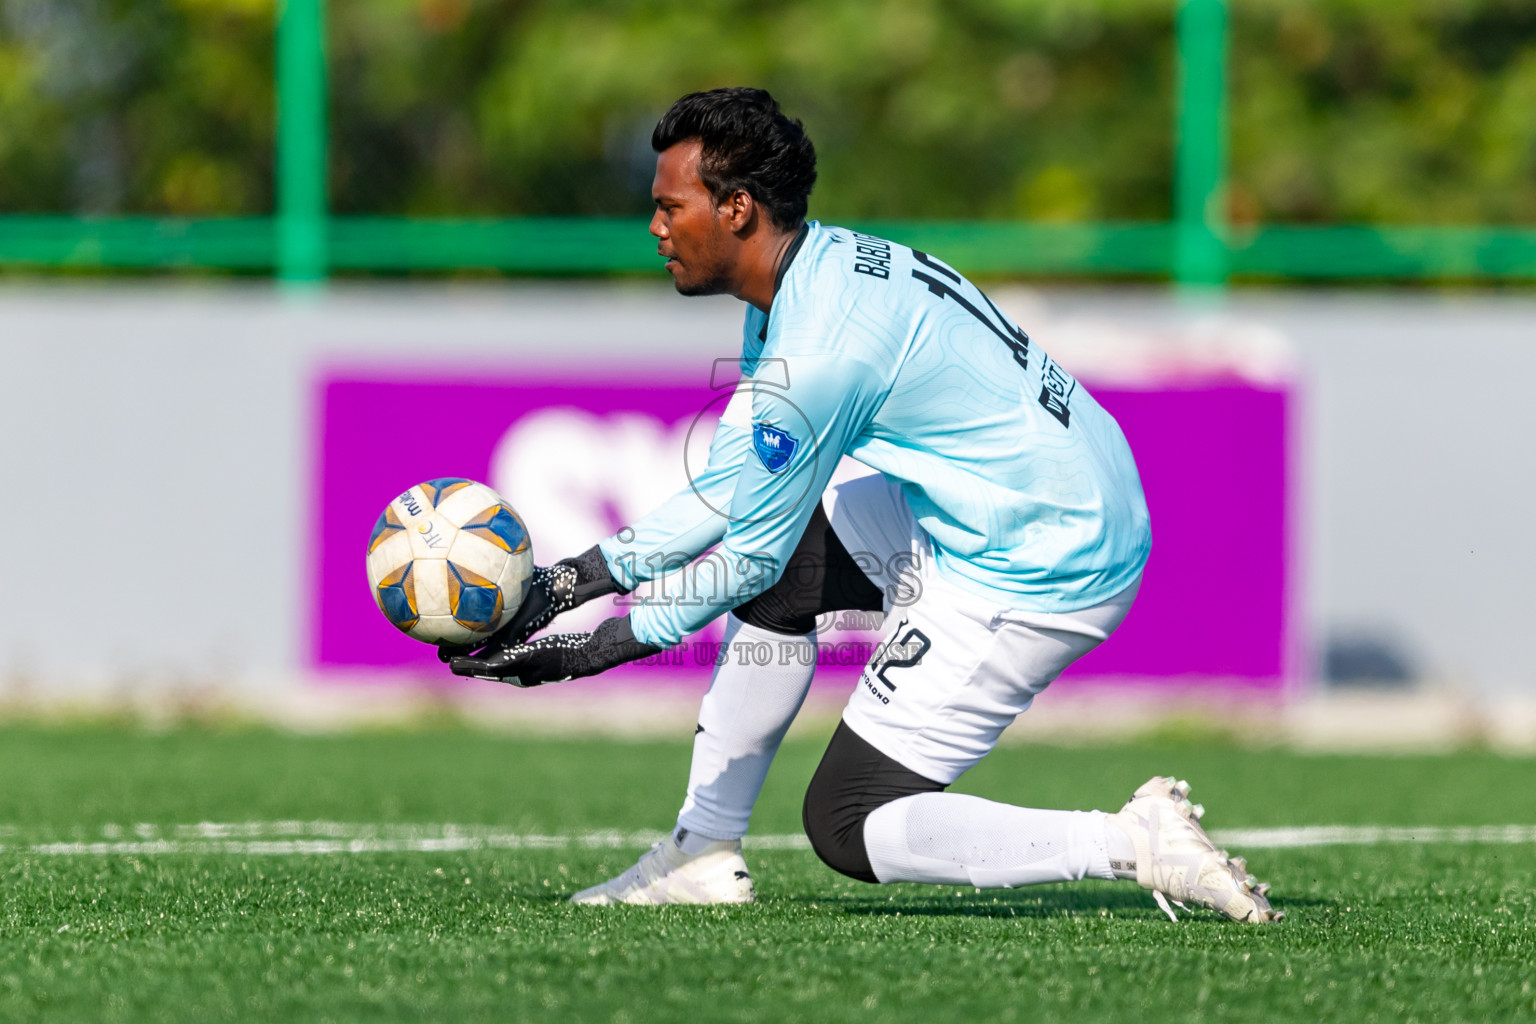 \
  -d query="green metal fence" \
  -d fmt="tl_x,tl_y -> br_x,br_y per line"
2,0 -> 1534,285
